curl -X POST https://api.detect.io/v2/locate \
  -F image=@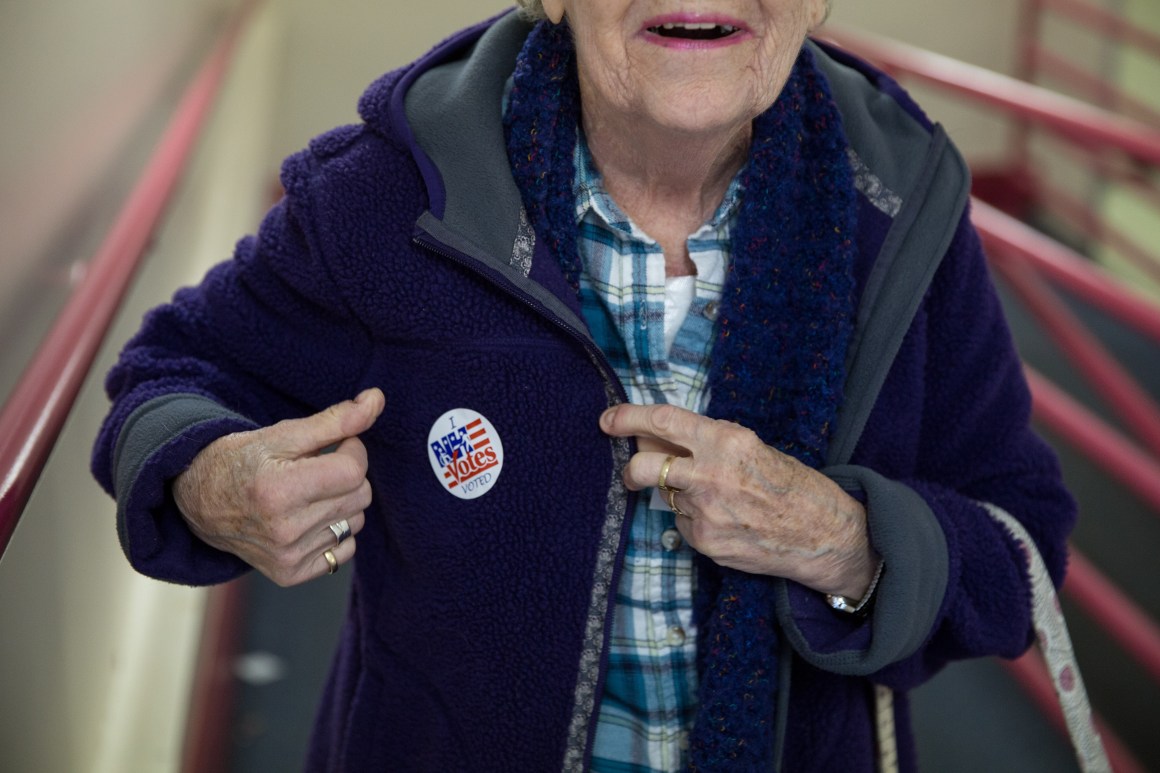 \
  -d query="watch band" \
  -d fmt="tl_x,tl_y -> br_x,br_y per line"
825,559 -> 884,615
